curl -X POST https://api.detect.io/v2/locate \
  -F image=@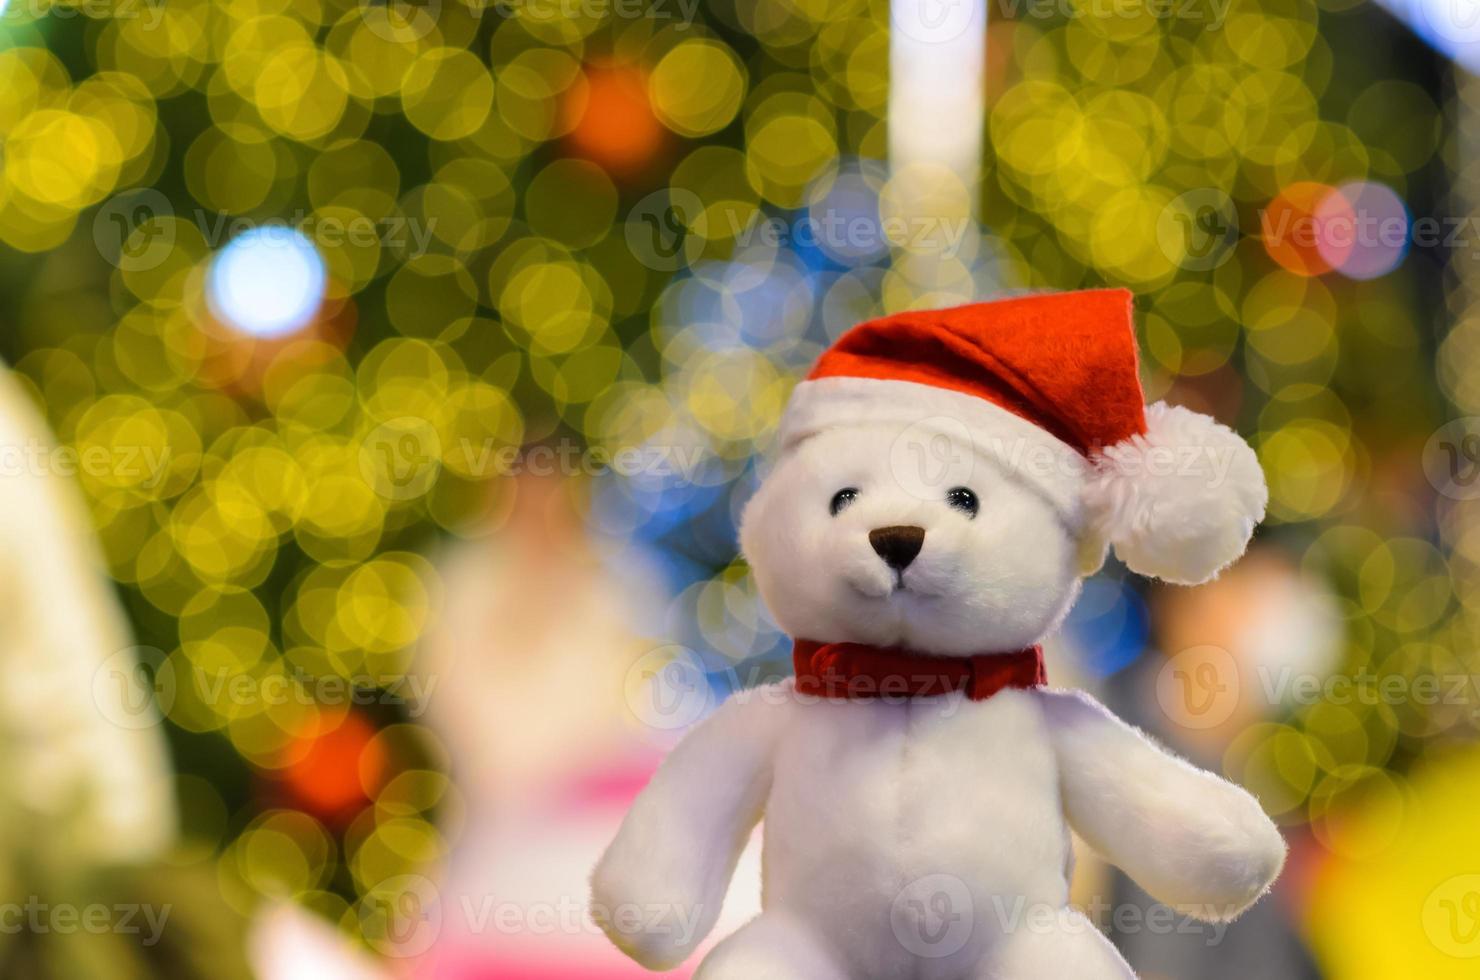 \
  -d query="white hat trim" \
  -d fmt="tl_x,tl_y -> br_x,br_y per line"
777,376 -> 1090,523
777,381 -> 1268,587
